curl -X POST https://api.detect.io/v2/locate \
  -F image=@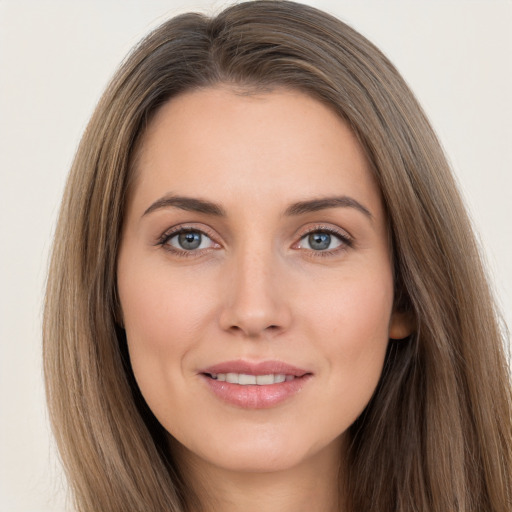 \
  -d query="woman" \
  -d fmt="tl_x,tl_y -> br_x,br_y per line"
43,1 -> 512,511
